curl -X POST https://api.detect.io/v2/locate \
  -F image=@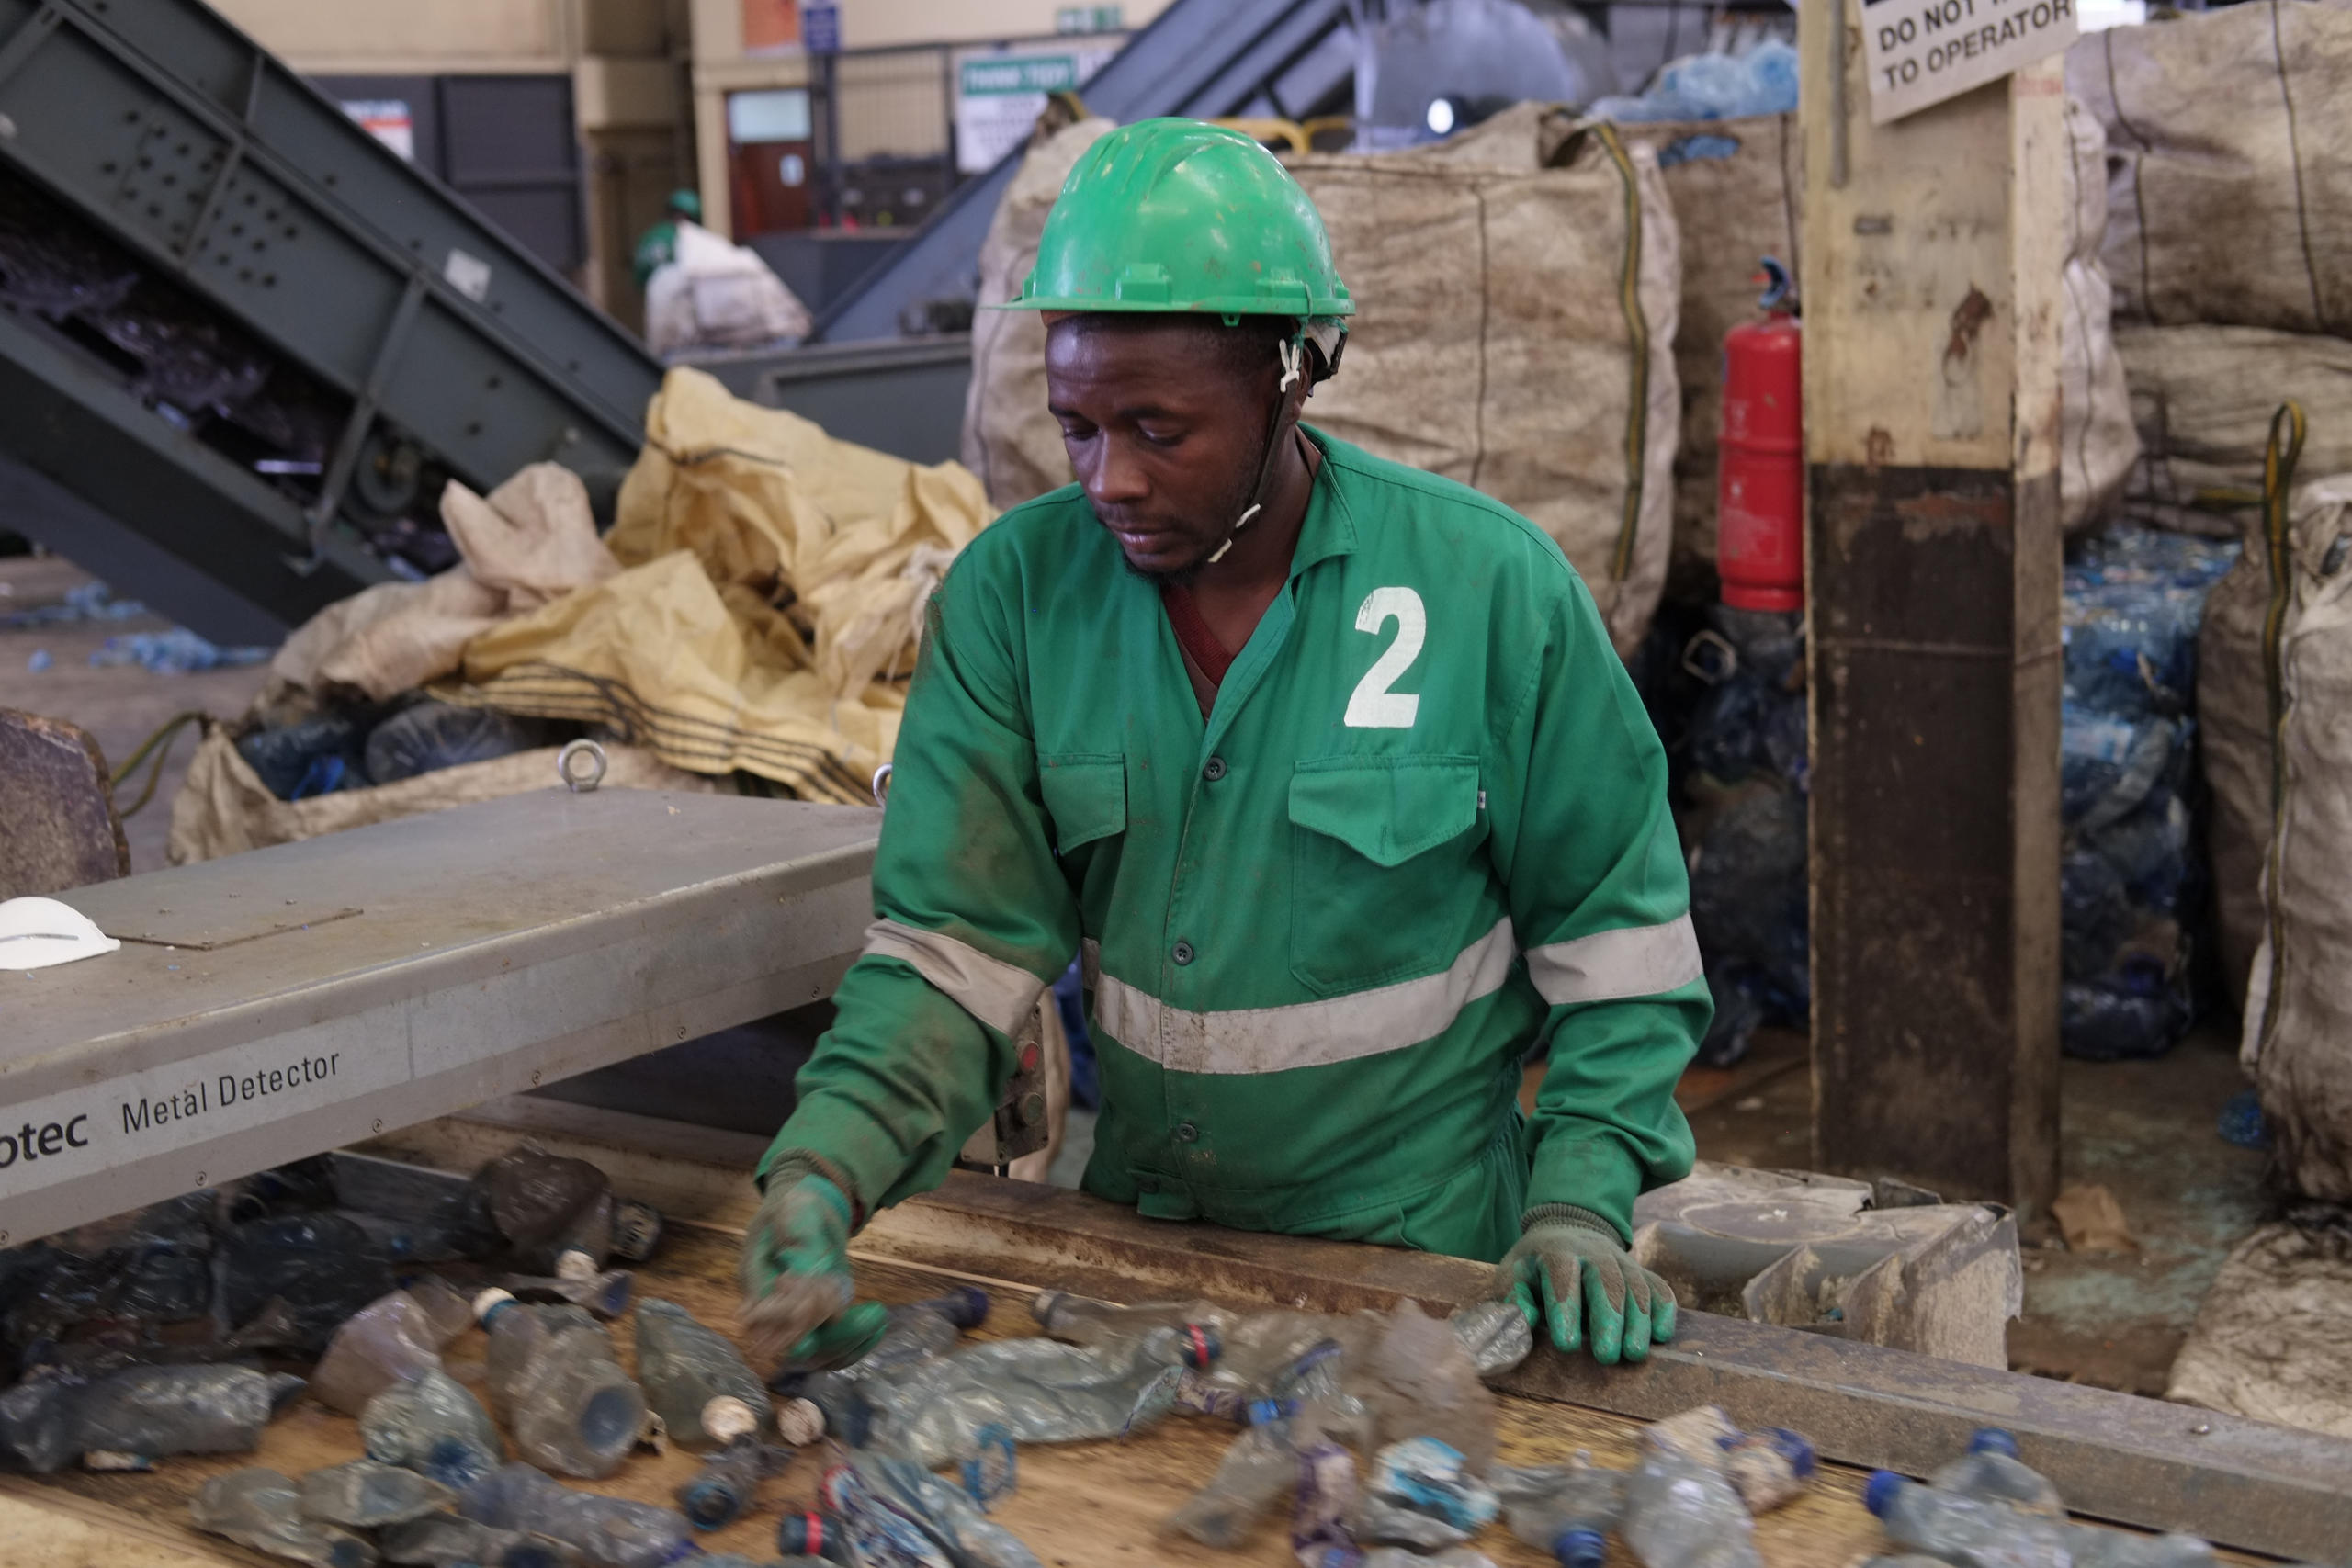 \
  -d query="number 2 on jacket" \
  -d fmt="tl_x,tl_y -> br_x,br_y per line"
1345,586 -> 1425,728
